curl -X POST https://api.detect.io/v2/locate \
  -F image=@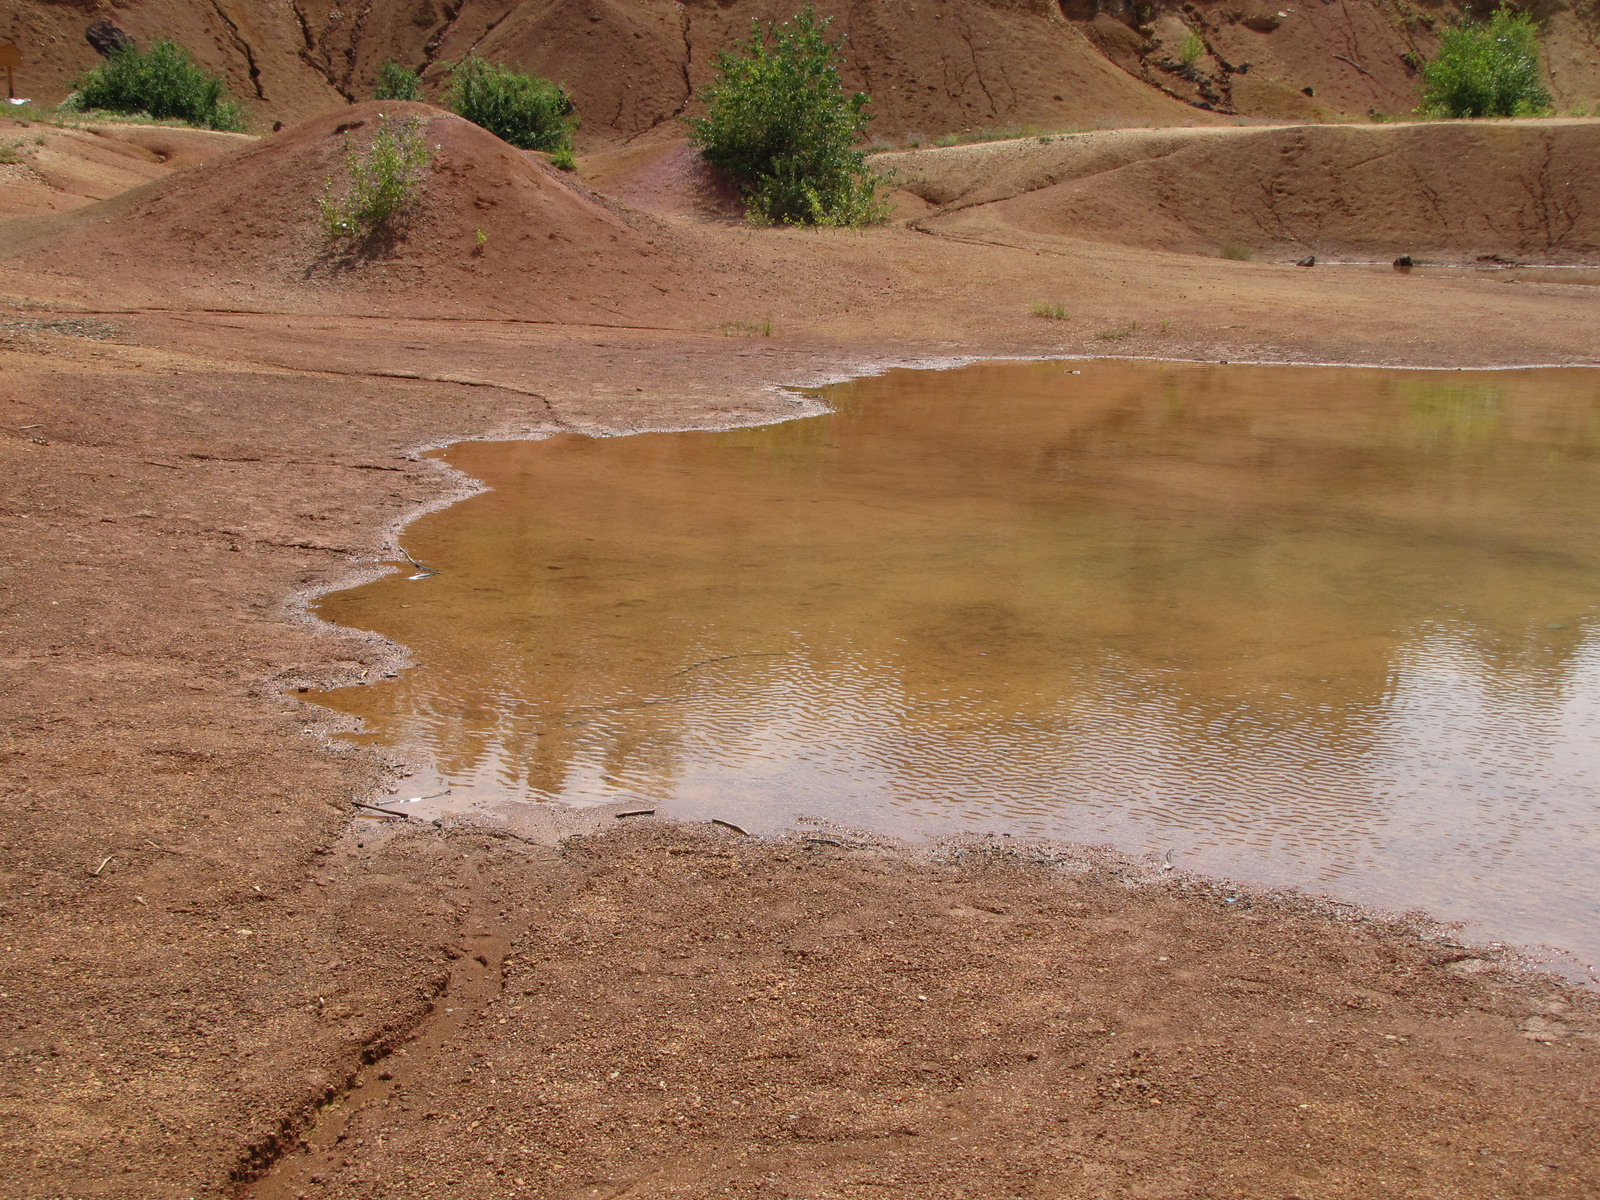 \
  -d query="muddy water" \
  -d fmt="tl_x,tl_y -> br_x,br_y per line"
312,360 -> 1600,965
